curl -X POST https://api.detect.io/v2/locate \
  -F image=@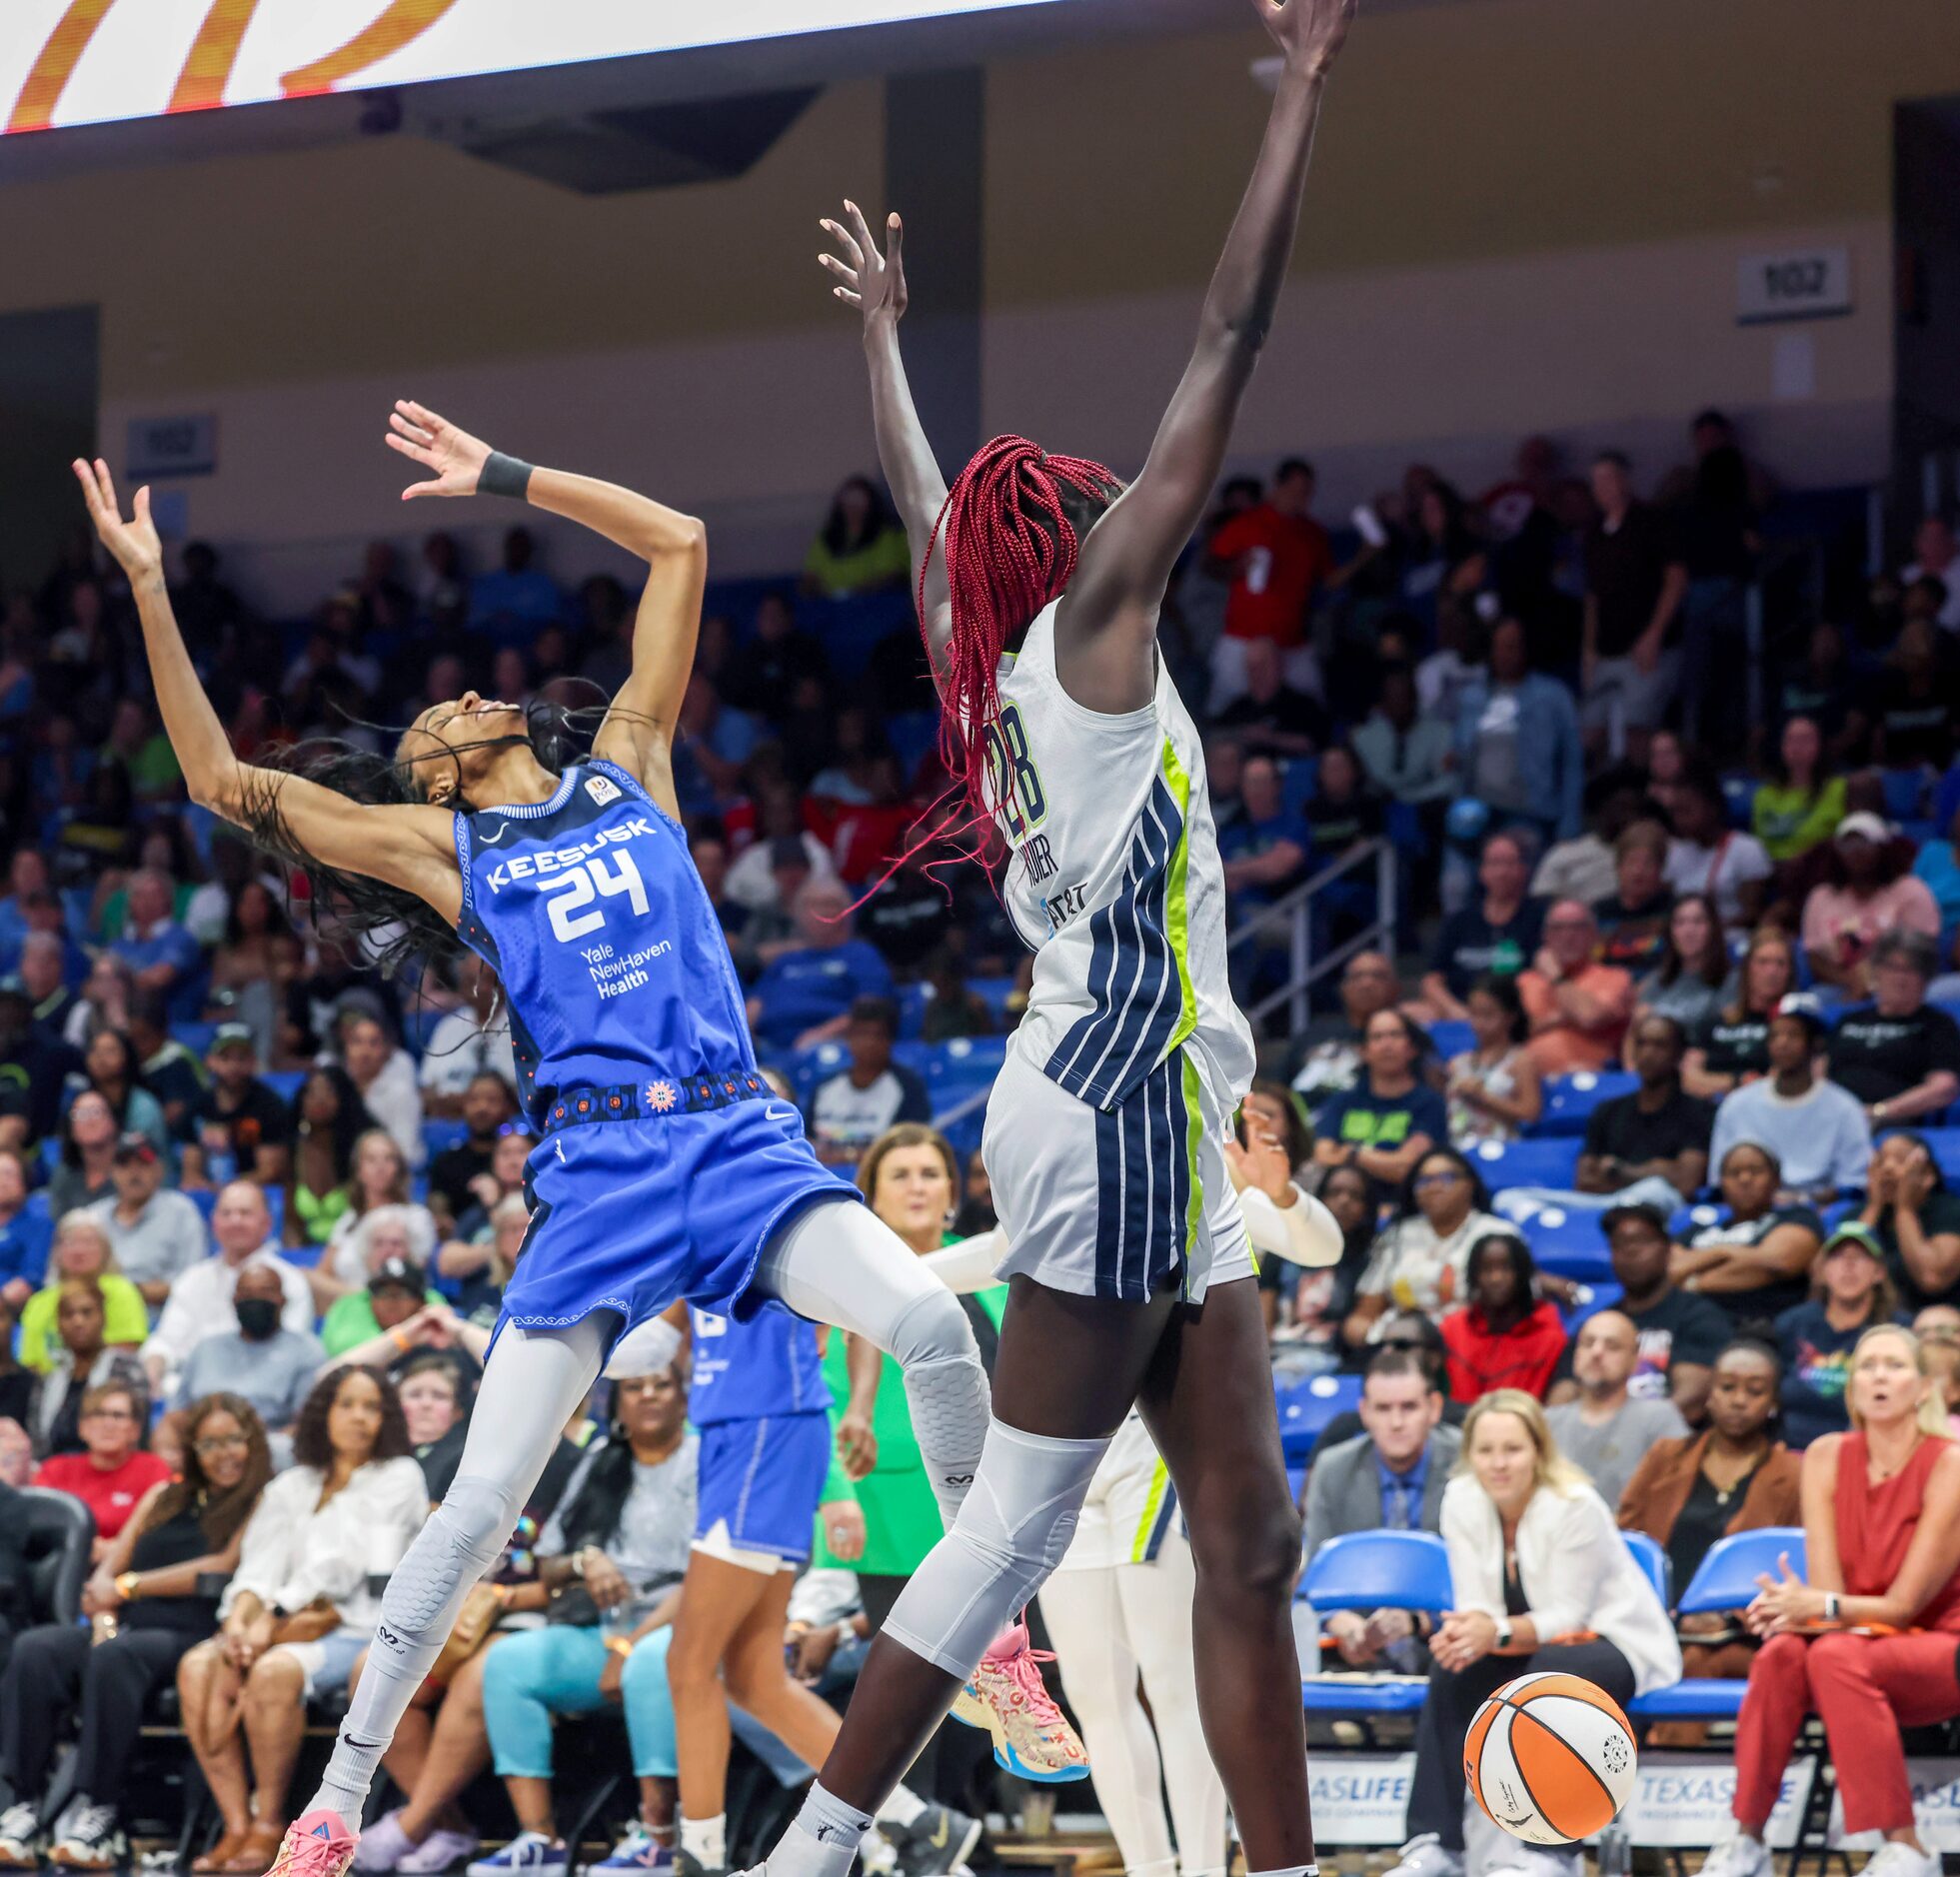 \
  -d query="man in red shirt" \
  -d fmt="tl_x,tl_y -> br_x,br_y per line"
1206,457 -> 1334,708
